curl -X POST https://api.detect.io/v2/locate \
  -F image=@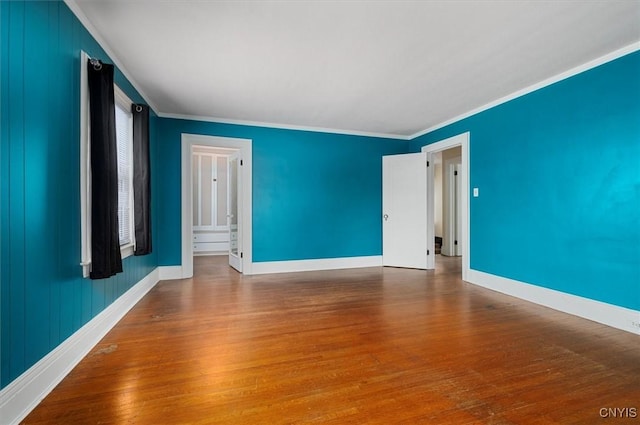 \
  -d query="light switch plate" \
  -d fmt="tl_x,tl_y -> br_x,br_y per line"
473,187 -> 479,197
